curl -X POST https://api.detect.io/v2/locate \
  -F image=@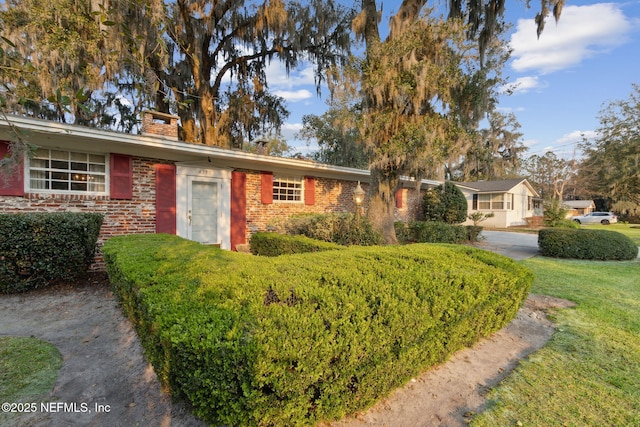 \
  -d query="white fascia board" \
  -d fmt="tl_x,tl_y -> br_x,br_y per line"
0,115 -> 371,182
